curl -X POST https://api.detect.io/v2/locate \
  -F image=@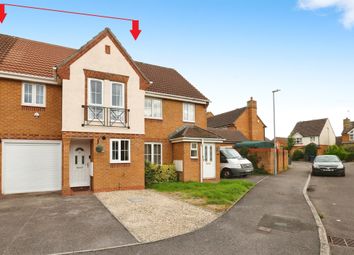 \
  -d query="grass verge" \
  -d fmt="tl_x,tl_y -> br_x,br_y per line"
150,179 -> 254,211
